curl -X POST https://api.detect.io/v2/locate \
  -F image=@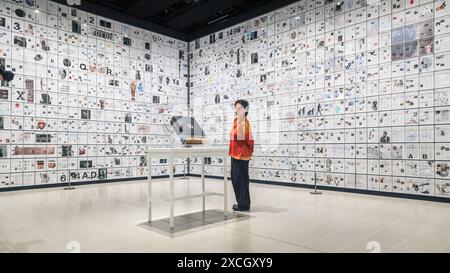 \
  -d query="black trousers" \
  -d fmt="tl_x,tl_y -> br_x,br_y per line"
231,157 -> 250,209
